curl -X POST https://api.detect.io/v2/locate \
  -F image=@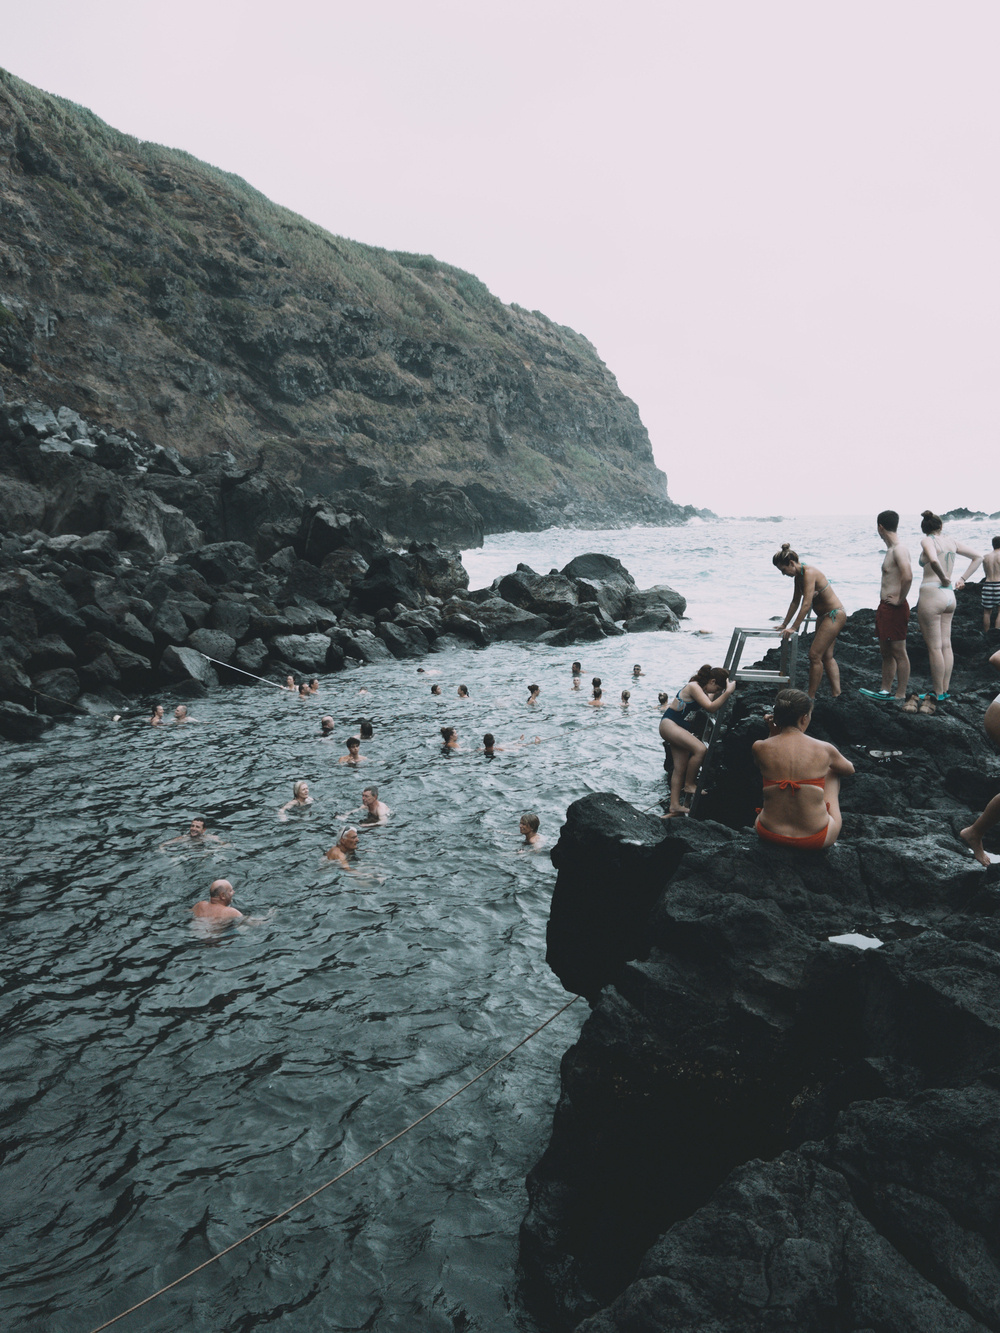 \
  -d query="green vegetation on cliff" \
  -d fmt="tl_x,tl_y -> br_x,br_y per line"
0,67 -> 680,531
